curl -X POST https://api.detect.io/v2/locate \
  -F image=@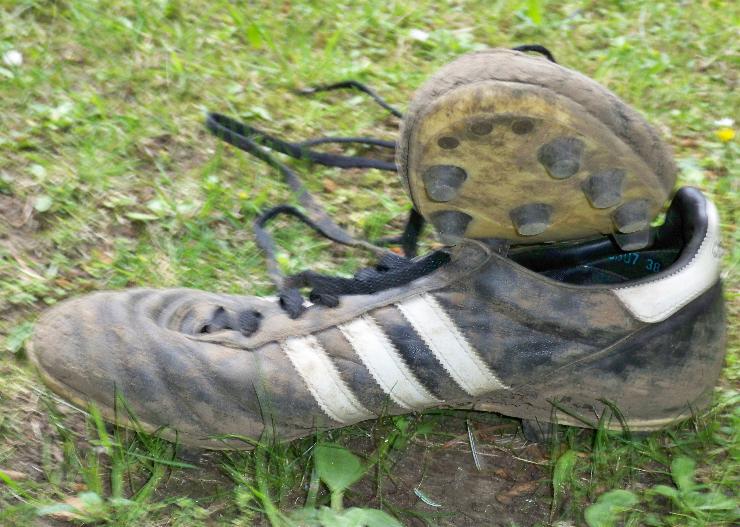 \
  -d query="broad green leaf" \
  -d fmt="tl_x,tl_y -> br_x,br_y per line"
651,484 -> 679,499
77,492 -> 106,517
670,456 -> 696,491
343,507 -> 404,527
314,443 -> 365,494
696,491 -> 737,511
584,489 -> 638,527
317,506 -> 352,526
34,194 -> 53,212
596,489 -> 638,508
78,491 -> 104,509
585,503 -> 616,527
